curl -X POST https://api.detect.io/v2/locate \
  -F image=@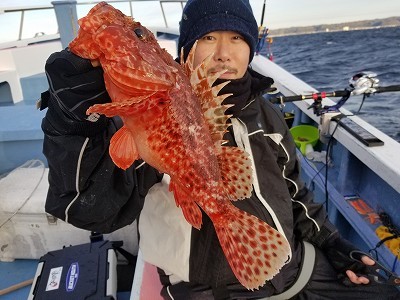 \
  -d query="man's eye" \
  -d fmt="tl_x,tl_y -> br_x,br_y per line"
202,36 -> 214,41
134,28 -> 145,40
